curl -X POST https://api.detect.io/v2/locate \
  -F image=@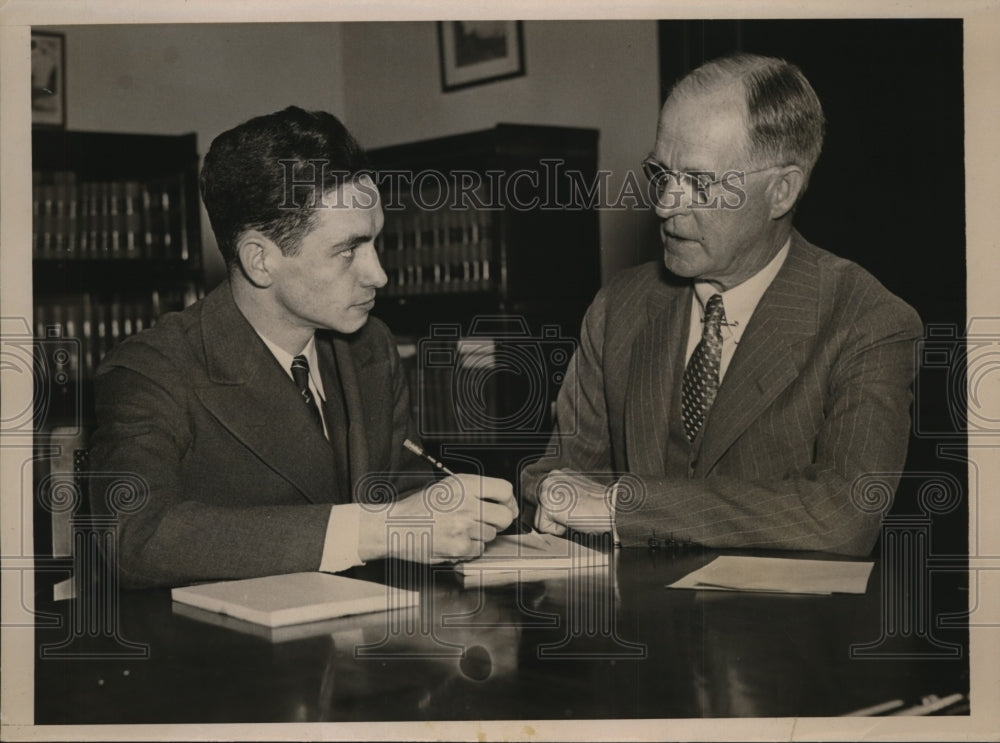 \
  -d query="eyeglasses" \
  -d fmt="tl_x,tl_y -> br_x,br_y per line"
641,156 -> 782,200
